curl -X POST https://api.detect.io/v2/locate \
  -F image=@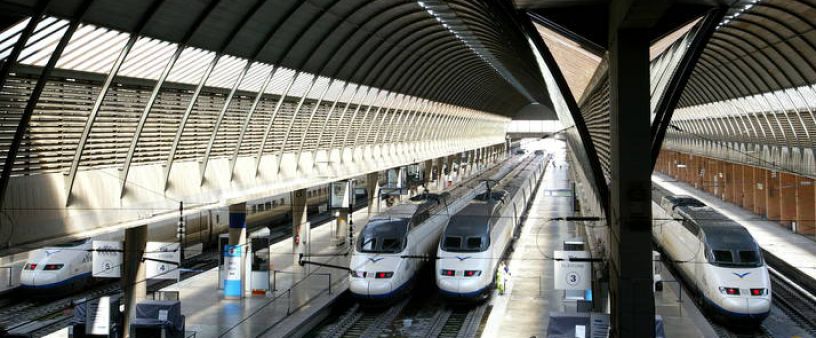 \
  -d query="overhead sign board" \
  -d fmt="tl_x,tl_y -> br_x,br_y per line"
92,240 -> 123,278
145,242 -> 180,280
553,250 -> 591,290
